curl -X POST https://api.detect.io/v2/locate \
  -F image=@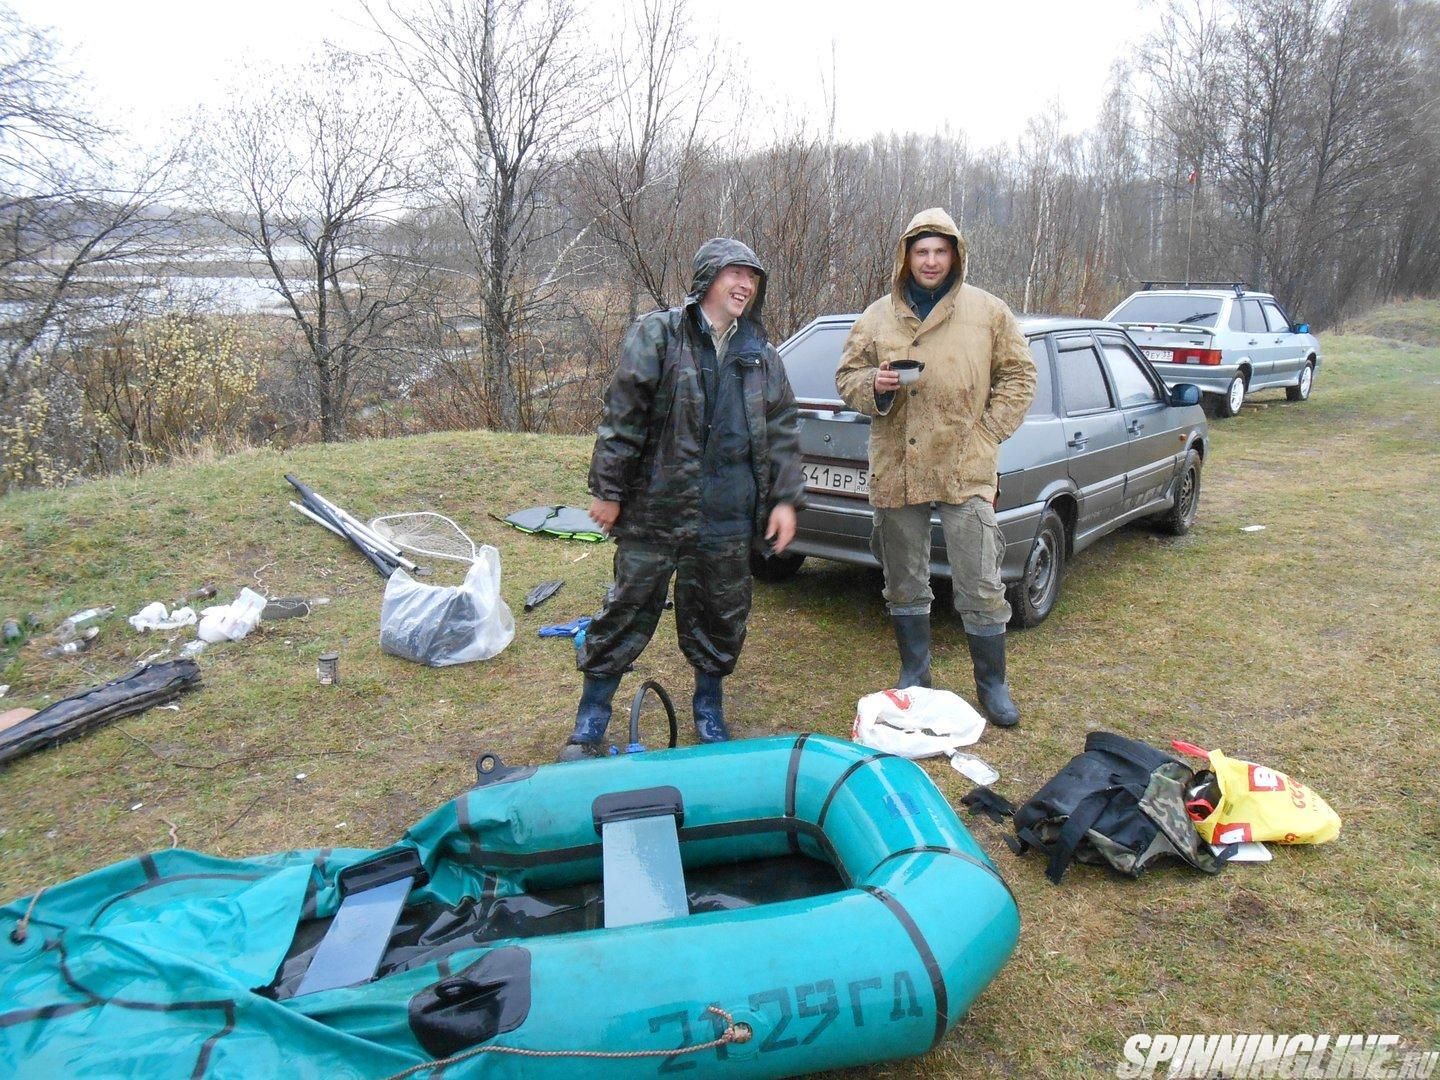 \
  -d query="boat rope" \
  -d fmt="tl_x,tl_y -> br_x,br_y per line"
8,886 -> 46,944
380,1004 -> 752,1079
